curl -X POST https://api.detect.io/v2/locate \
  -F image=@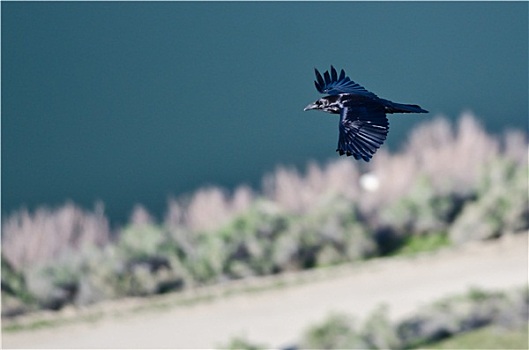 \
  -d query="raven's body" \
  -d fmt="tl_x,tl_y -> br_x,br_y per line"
304,66 -> 428,161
